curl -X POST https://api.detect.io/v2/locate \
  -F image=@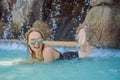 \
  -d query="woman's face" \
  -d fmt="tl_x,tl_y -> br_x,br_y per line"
28,31 -> 43,52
